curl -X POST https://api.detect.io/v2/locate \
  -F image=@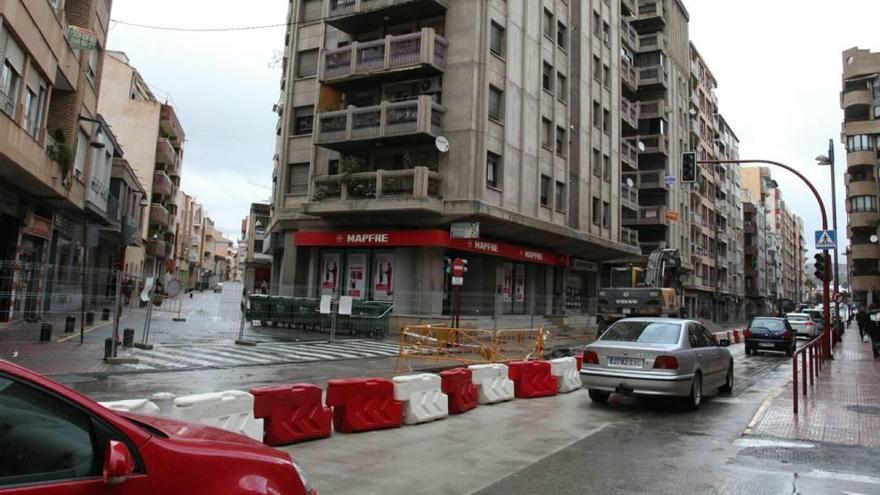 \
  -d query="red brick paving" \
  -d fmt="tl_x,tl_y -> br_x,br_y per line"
748,326 -> 880,447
